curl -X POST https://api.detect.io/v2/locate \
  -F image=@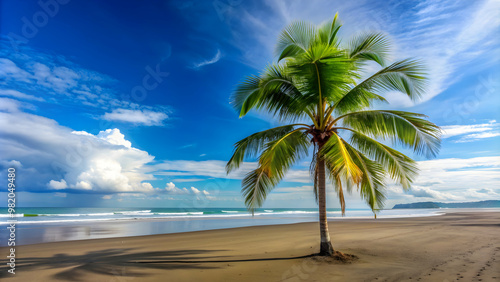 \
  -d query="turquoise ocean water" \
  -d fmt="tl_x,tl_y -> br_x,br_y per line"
0,207 -> 444,246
